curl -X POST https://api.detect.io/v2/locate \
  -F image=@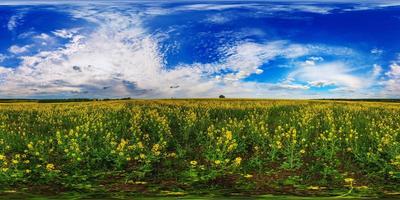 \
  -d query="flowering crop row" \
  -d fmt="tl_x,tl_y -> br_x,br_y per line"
0,100 -> 399,195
